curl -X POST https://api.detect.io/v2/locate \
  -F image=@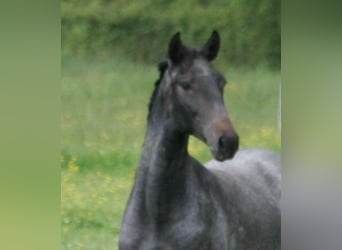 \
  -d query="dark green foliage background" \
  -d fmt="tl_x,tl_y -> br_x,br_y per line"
62,0 -> 280,68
